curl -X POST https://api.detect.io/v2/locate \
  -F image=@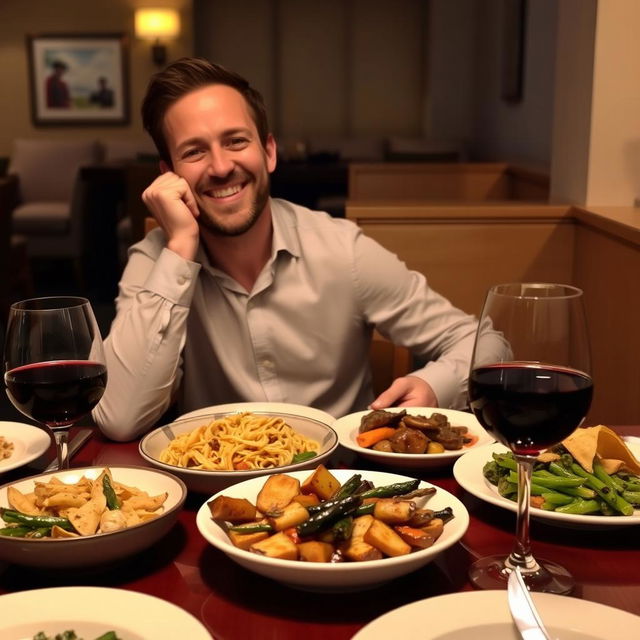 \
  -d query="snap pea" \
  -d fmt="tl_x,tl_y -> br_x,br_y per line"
593,460 -> 626,494
359,479 -> 420,499
570,463 -> 634,516
0,525 -> 32,537
331,473 -> 363,500
622,490 -> 640,506
297,494 -> 361,537
102,475 -> 120,510
0,508 -> 74,530
554,498 -> 601,515
507,471 -> 584,489
540,491 -> 574,506
329,515 -> 354,542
